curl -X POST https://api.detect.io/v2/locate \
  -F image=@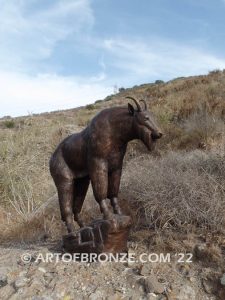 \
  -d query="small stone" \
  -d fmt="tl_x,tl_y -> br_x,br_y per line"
144,274 -> 165,294
157,296 -> 167,300
38,267 -> 47,273
139,264 -> 152,276
14,276 -> 30,289
218,288 -> 225,300
85,284 -> 96,293
146,293 -> 157,300
89,290 -> 104,300
177,285 -> 196,300
130,294 -> 143,300
176,264 -> 190,277
194,244 -> 207,259
189,277 -> 195,282
0,284 -> 15,299
202,279 -> 216,294
55,263 -> 65,274
126,273 -> 143,291
220,274 -> 225,286
123,267 -> 134,275
19,271 -> 28,277
0,274 -> 8,288
201,271 -> 221,295
107,294 -> 122,300
29,278 -> 45,293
